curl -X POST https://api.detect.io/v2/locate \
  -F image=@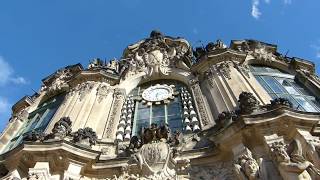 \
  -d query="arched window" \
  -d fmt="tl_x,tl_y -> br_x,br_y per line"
116,80 -> 200,141
250,66 -> 320,112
